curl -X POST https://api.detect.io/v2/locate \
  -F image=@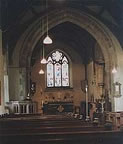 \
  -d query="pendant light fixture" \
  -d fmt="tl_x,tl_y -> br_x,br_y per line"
43,0 -> 52,44
41,58 -> 47,64
39,69 -> 44,75
111,18 -> 117,74
43,35 -> 52,44
41,17 -> 47,64
40,44 -> 47,64
39,17 -> 46,74
112,66 -> 117,74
